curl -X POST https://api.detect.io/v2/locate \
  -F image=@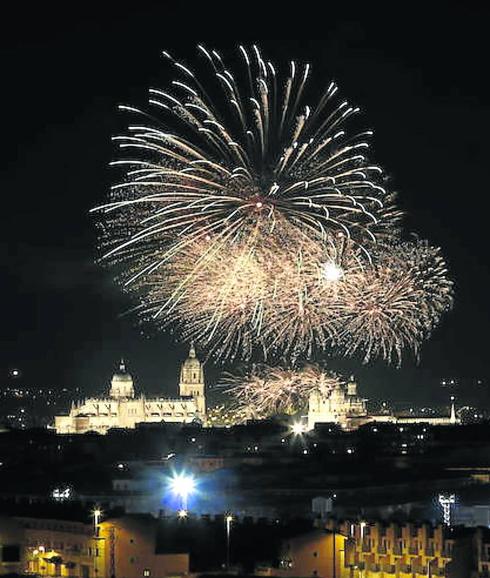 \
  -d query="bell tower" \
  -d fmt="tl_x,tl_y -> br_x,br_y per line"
179,343 -> 206,415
